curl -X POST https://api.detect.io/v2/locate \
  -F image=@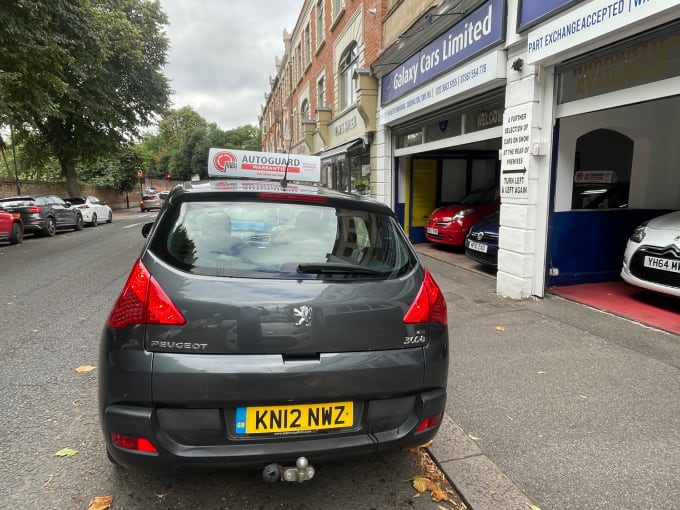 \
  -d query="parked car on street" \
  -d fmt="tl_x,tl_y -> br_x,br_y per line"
64,196 -> 113,226
0,207 -> 23,245
621,210 -> 680,298
140,192 -> 162,212
0,194 -> 84,236
465,214 -> 499,267
99,169 -> 449,475
425,187 -> 500,247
